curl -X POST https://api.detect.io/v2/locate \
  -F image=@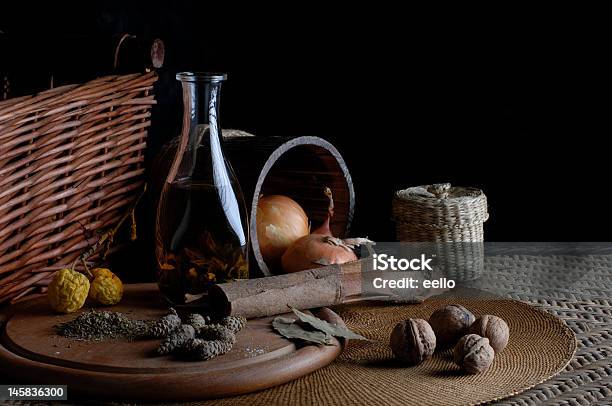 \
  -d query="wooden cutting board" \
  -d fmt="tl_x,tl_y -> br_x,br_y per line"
0,284 -> 345,402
